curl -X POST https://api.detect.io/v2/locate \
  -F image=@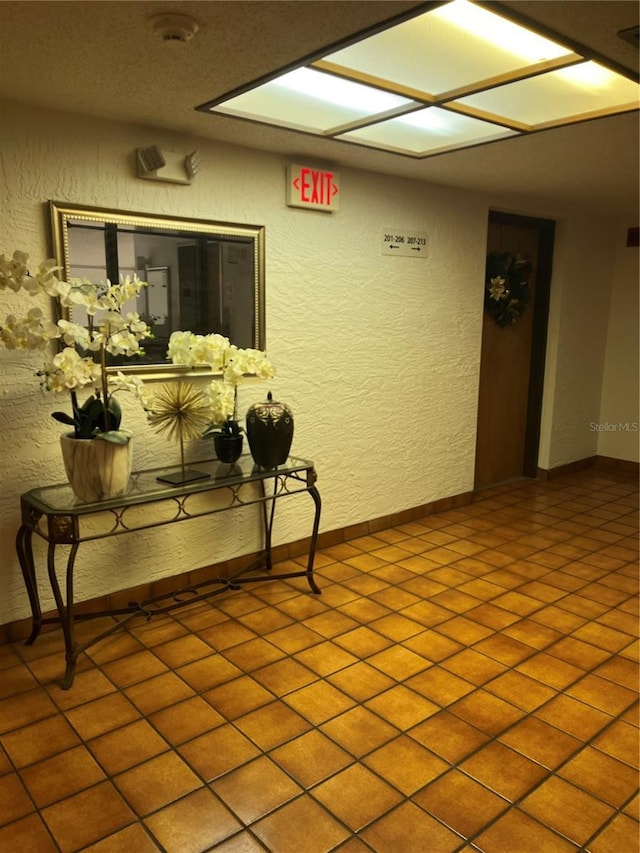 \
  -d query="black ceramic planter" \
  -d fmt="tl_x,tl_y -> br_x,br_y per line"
213,433 -> 243,463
